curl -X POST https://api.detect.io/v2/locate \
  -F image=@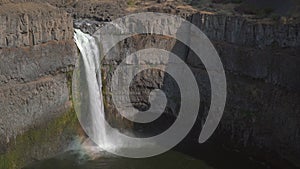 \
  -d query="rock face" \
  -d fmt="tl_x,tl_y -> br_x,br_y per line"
98,12 -> 300,168
0,2 -> 73,48
0,0 -> 299,168
0,2 -> 77,167
191,13 -> 300,91
188,16 -> 300,168
192,13 -> 300,48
